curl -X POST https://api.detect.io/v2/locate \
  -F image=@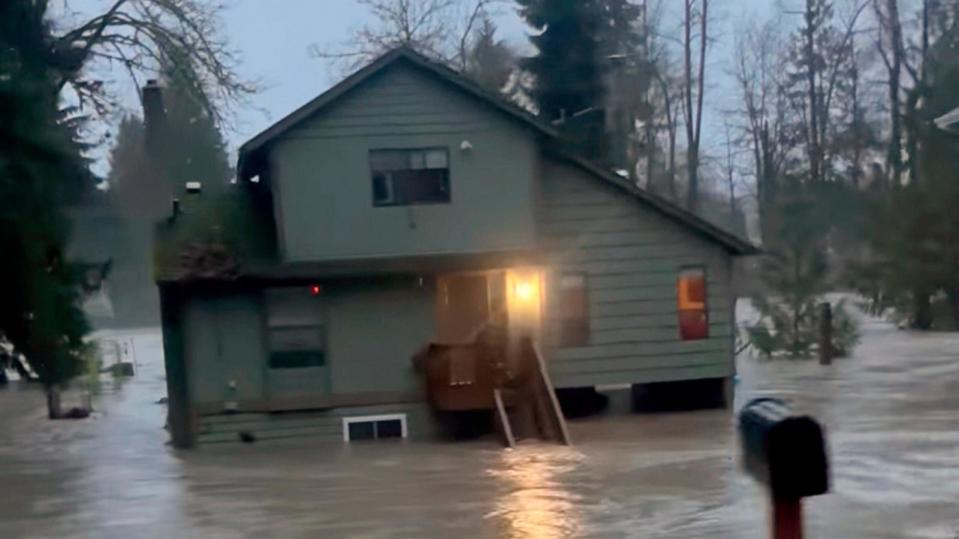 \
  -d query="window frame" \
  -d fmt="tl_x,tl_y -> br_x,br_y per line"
677,266 -> 709,341
556,272 -> 590,348
341,413 -> 409,442
264,287 -> 327,370
369,147 -> 451,207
